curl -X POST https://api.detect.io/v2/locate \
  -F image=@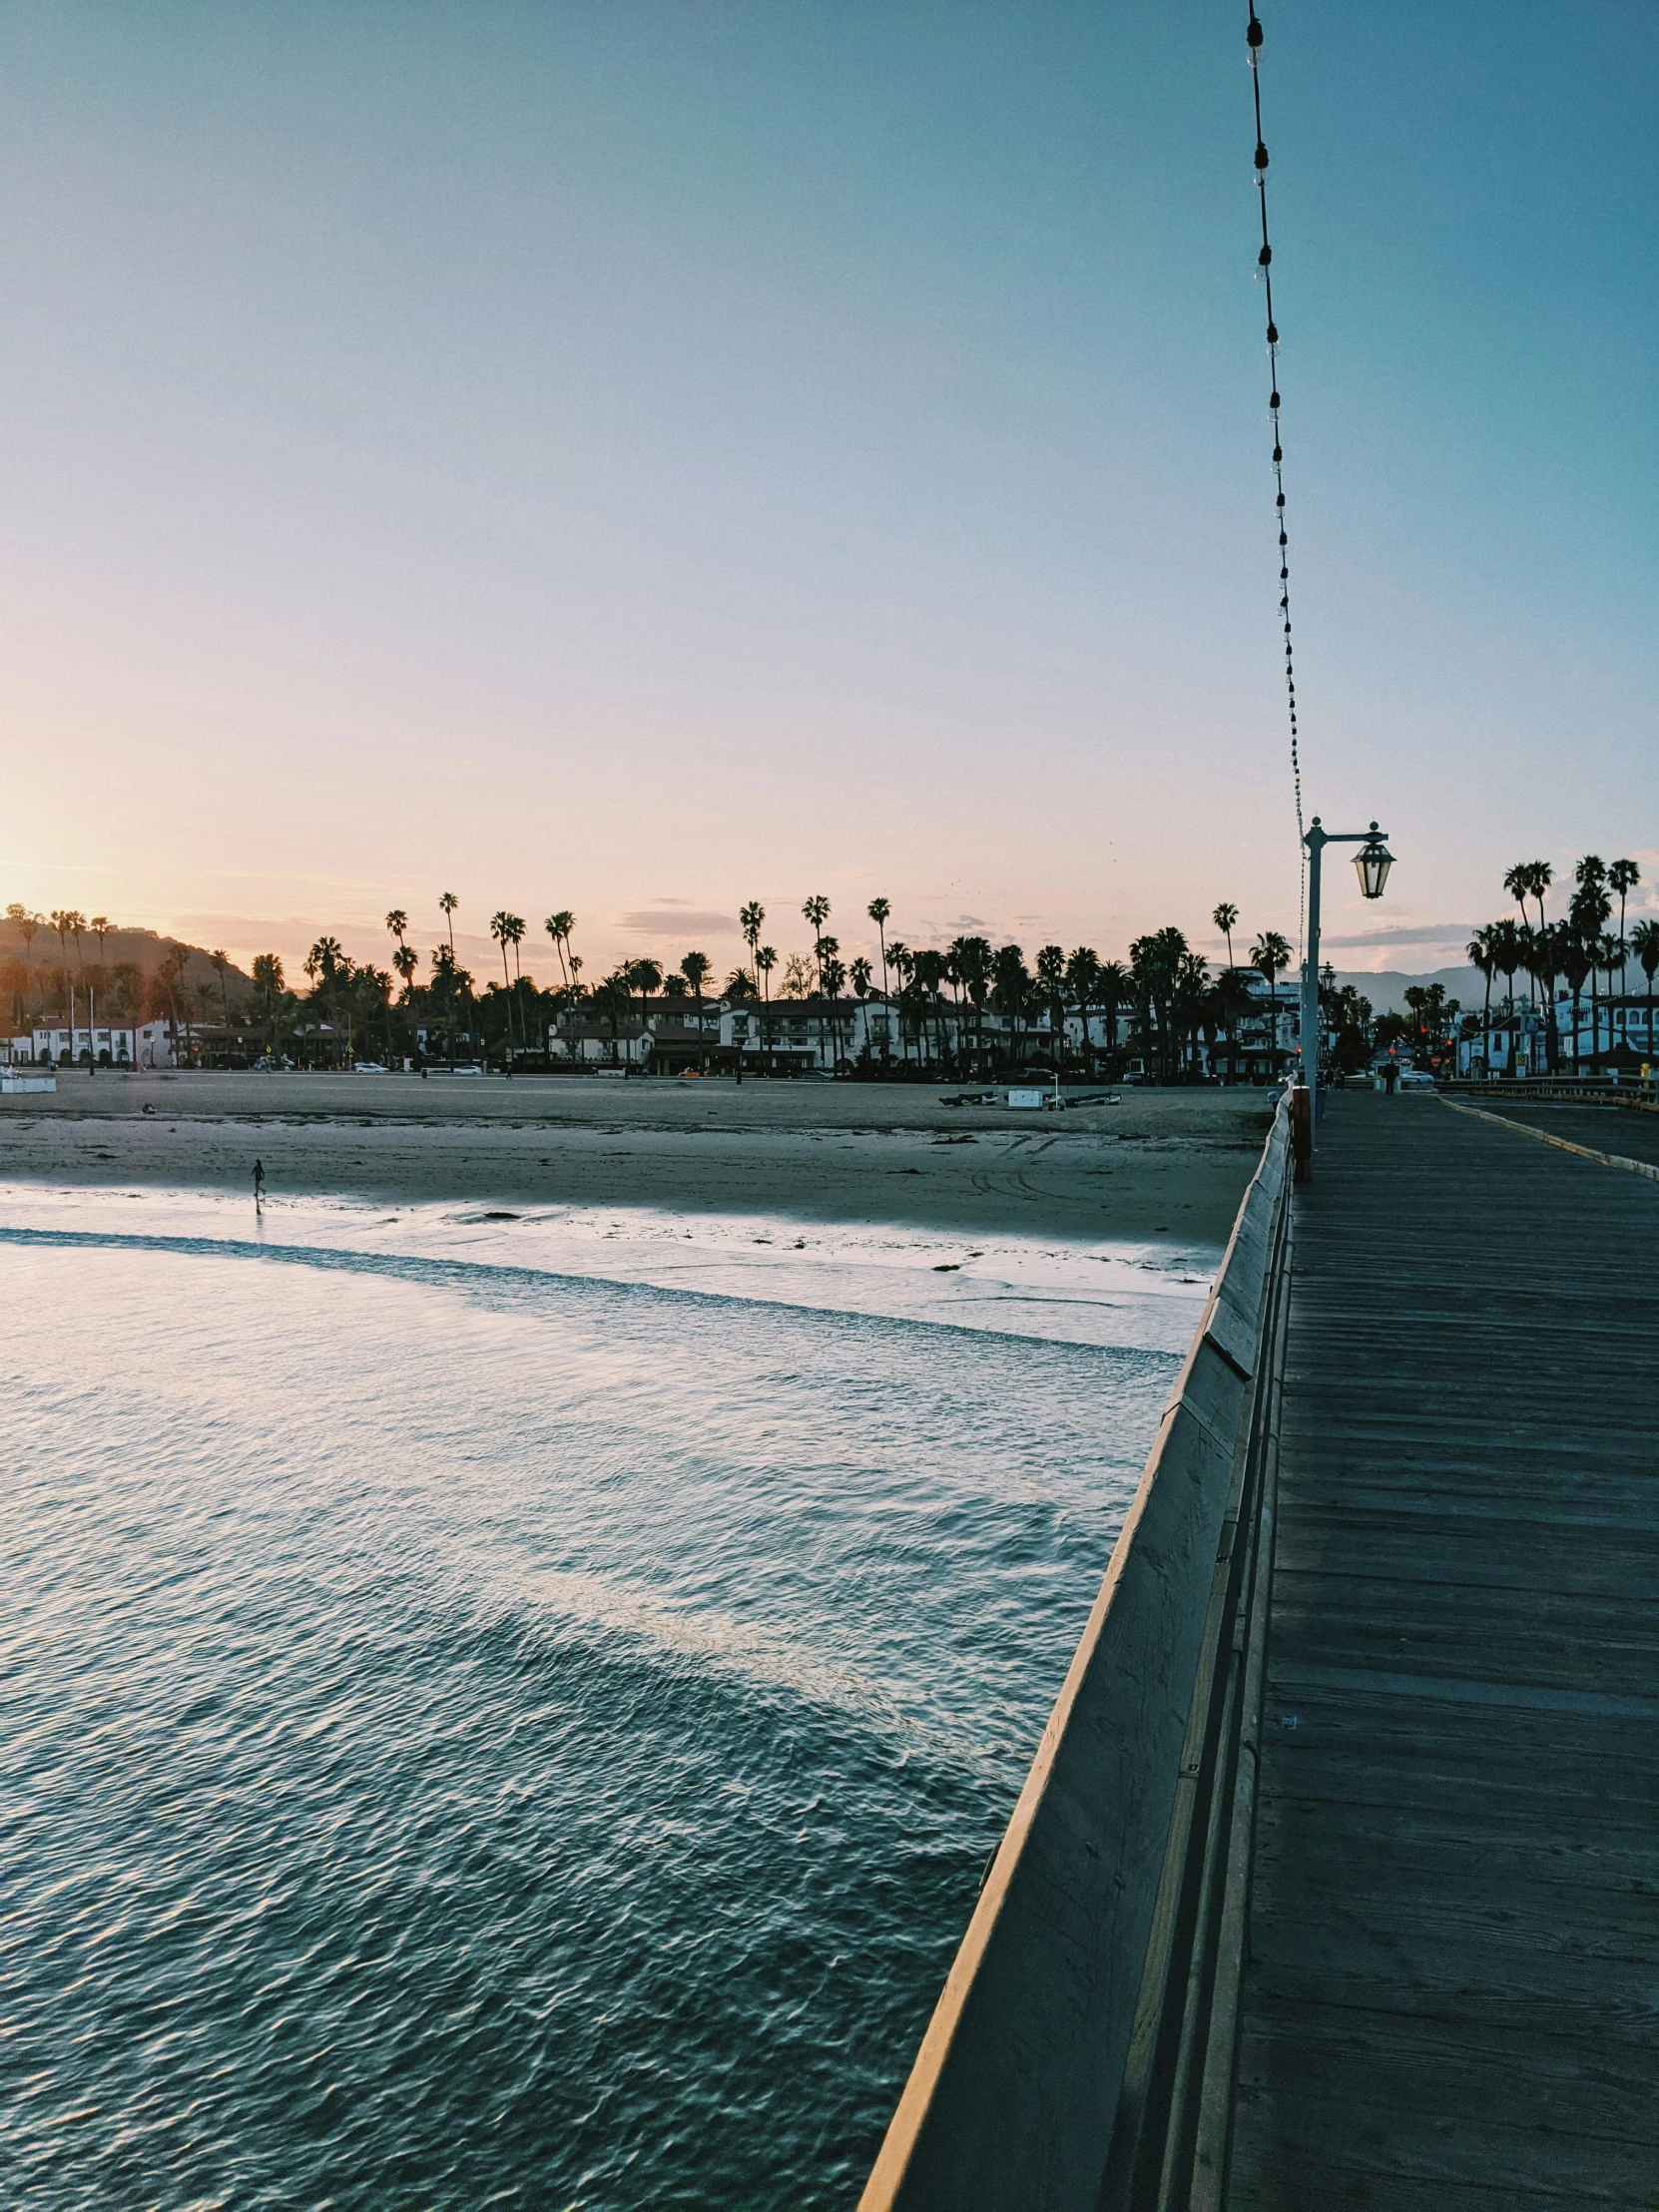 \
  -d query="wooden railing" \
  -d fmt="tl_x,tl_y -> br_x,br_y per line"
858,1099 -> 1294,2212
